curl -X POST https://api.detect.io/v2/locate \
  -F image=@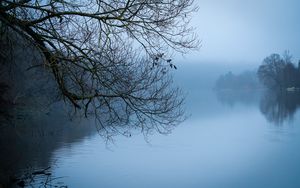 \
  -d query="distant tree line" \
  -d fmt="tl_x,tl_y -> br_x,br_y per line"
215,71 -> 261,90
215,51 -> 300,91
257,52 -> 300,90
